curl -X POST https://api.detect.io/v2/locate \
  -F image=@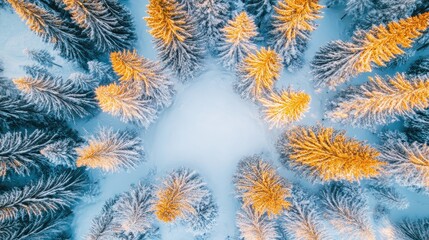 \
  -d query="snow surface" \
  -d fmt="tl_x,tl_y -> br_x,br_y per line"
1,0 -> 429,239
